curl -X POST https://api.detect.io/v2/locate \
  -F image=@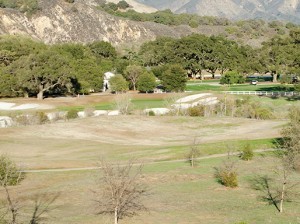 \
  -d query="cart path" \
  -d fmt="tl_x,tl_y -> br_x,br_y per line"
22,148 -> 277,173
